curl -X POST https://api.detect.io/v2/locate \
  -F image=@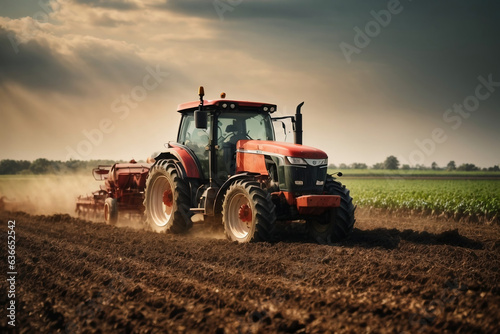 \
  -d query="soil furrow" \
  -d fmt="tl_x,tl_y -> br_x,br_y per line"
1,211 -> 499,333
